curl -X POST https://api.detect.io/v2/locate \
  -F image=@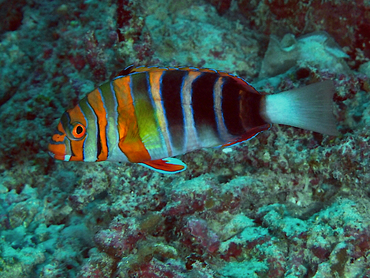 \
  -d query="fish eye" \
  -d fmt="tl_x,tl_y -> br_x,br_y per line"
71,123 -> 86,139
